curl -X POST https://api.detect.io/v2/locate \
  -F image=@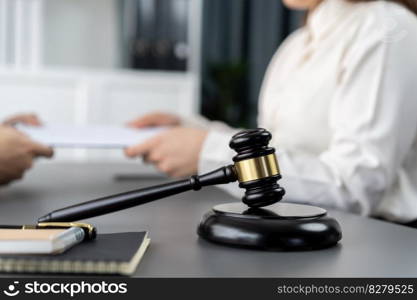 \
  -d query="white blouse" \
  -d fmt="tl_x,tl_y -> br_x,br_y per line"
187,0 -> 417,223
